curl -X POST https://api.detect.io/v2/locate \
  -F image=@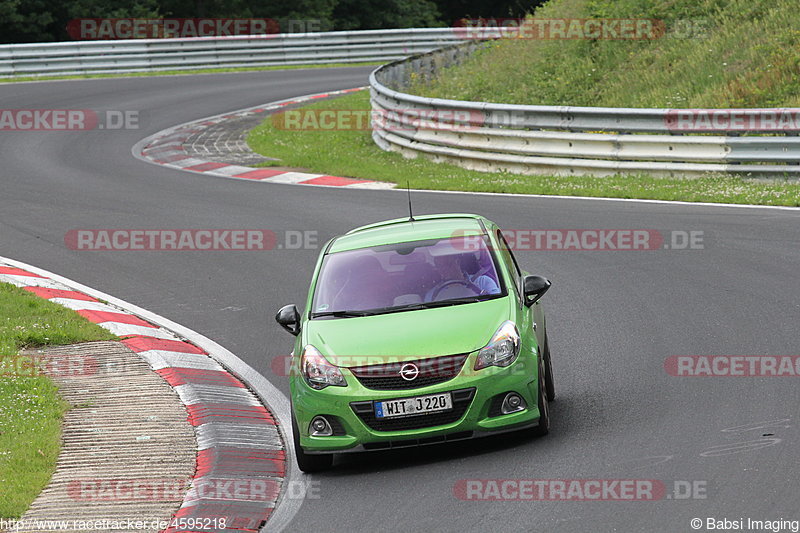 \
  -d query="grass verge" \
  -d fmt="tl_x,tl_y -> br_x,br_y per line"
0,61 -> 383,84
411,0 -> 800,108
247,90 -> 800,206
0,282 -> 117,518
